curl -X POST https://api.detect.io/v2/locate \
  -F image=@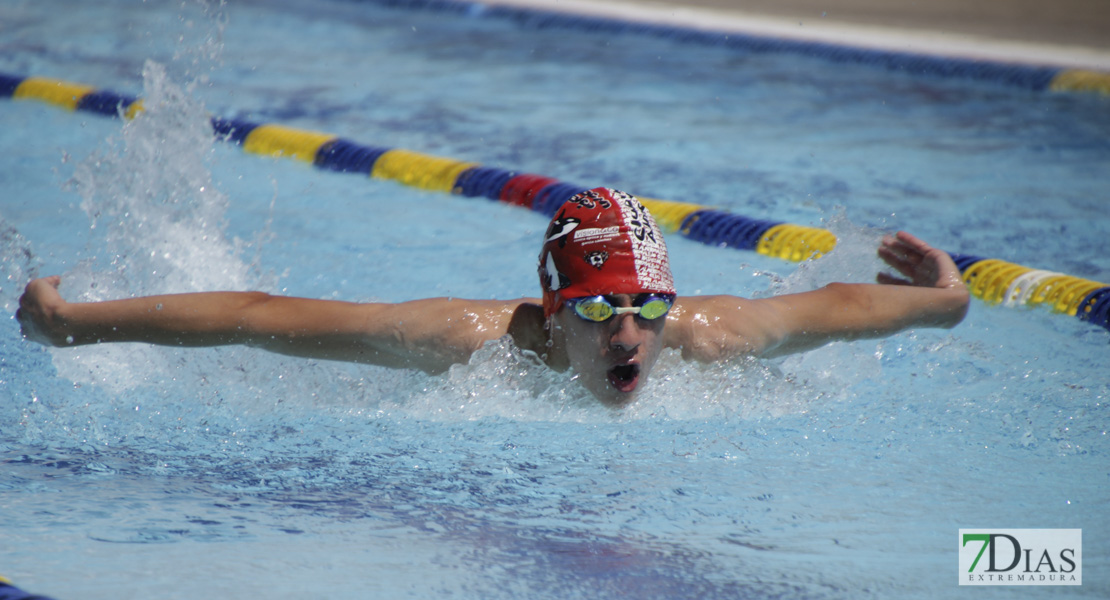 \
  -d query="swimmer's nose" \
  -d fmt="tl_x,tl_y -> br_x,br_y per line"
609,312 -> 642,352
